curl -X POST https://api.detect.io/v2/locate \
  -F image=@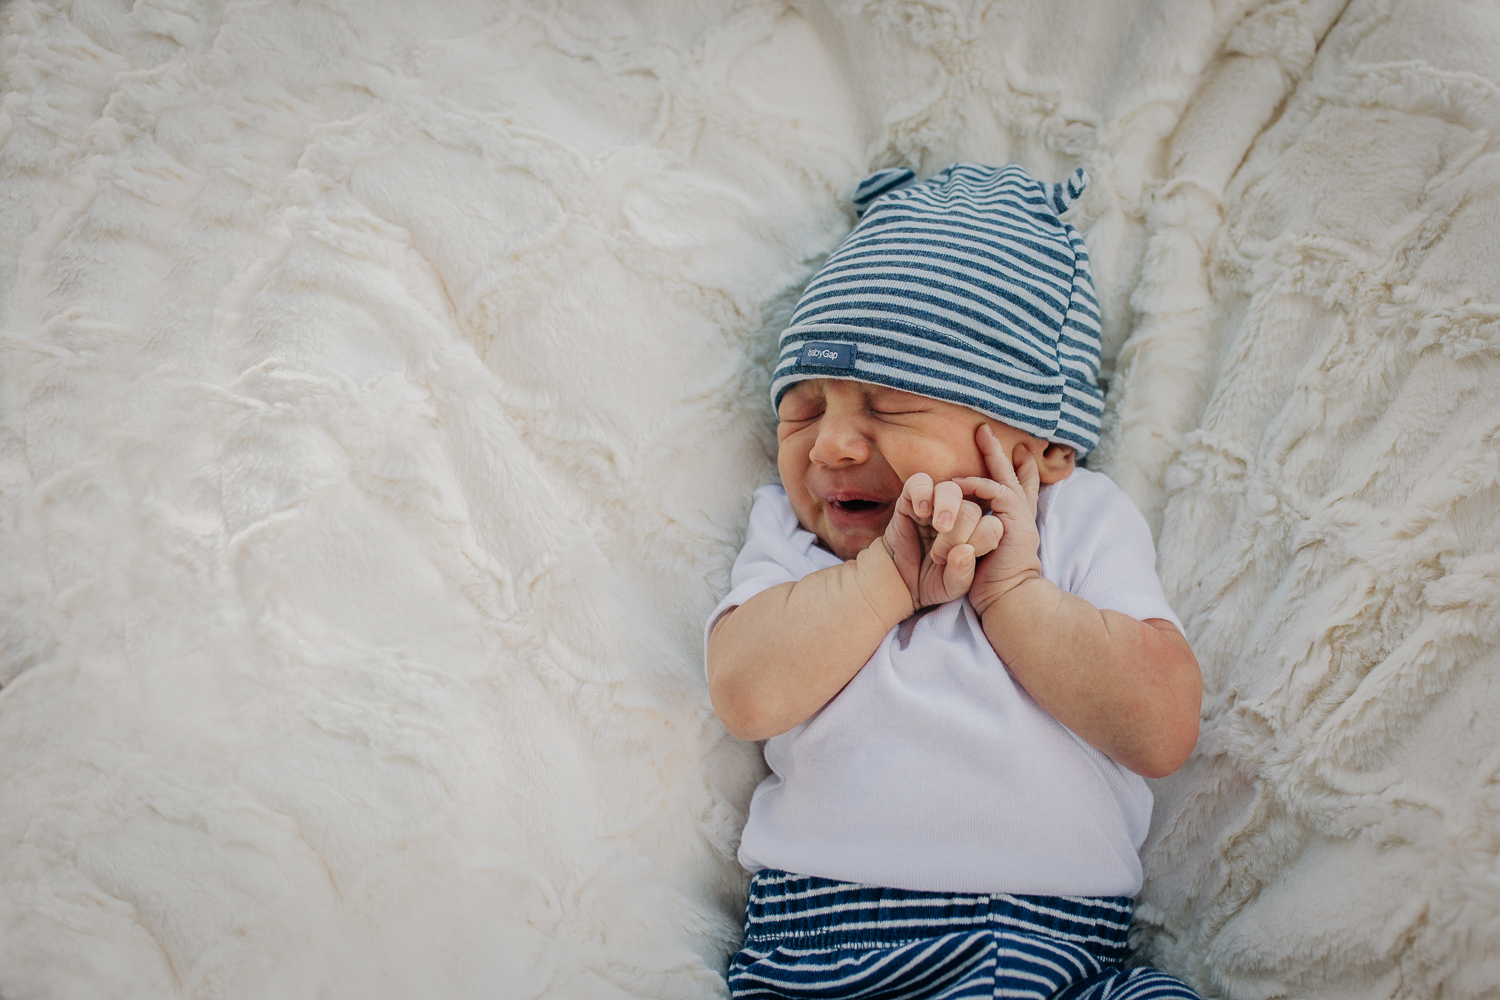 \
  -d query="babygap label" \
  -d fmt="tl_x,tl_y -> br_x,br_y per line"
798,341 -> 856,369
